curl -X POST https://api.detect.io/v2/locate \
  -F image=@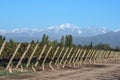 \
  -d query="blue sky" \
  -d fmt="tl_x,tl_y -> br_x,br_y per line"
0,0 -> 120,30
